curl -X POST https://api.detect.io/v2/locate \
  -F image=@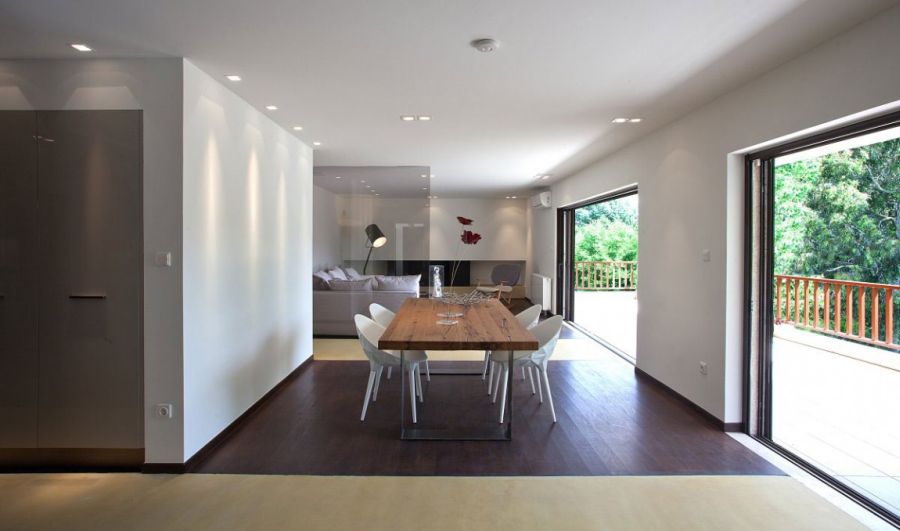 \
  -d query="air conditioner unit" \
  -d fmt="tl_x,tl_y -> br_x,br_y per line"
531,191 -> 551,209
